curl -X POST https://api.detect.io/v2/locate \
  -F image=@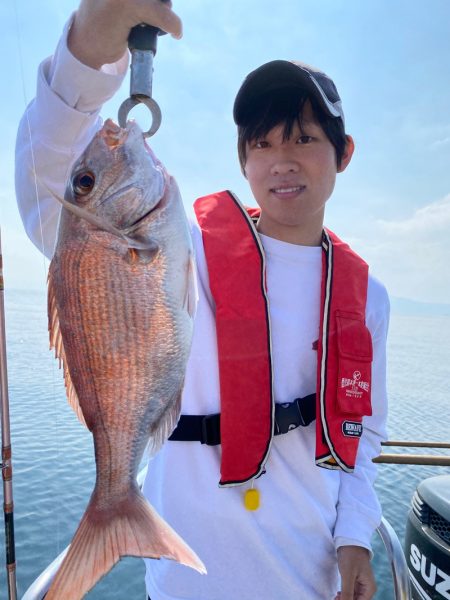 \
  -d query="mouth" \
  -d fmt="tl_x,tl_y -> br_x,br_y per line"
101,119 -> 129,148
270,185 -> 306,197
